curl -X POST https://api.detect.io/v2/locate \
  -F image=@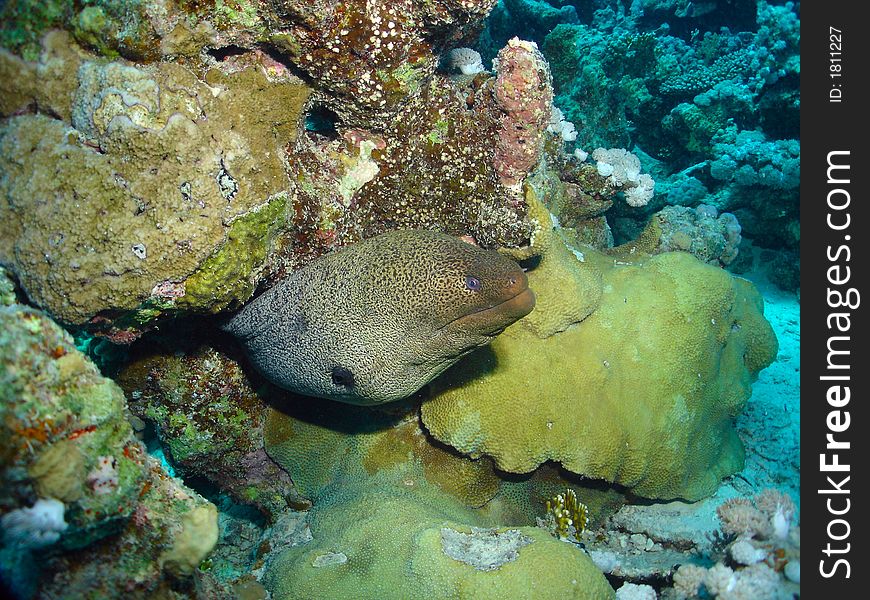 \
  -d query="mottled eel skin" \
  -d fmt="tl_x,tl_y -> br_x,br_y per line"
222,230 -> 535,405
